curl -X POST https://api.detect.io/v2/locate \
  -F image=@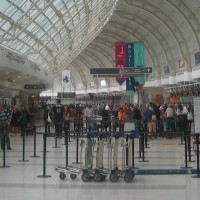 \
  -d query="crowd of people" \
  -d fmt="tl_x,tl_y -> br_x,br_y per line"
0,100 -> 194,150
0,103 -> 38,150
43,101 -> 194,139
